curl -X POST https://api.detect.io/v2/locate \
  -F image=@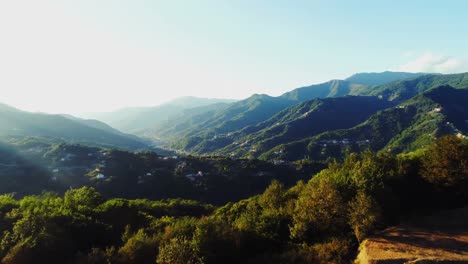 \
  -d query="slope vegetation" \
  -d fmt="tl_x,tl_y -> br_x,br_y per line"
262,85 -> 468,161
0,104 -> 148,150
